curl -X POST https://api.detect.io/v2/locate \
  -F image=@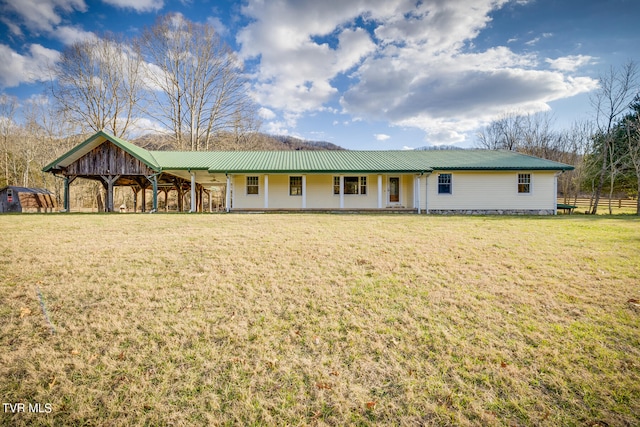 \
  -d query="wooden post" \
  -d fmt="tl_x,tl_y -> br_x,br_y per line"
64,176 -> 70,212
100,175 -> 120,212
151,175 -> 158,212
132,186 -> 138,212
